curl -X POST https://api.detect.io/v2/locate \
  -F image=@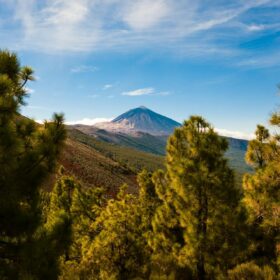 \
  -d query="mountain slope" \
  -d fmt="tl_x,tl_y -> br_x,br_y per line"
60,137 -> 137,195
65,128 -> 251,189
42,127 -> 165,195
96,106 -> 181,135
71,125 -> 167,155
56,128 -> 165,195
67,128 -> 164,172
